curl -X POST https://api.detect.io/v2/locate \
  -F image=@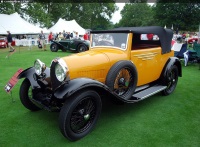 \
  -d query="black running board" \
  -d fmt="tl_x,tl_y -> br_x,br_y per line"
129,85 -> 167,102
